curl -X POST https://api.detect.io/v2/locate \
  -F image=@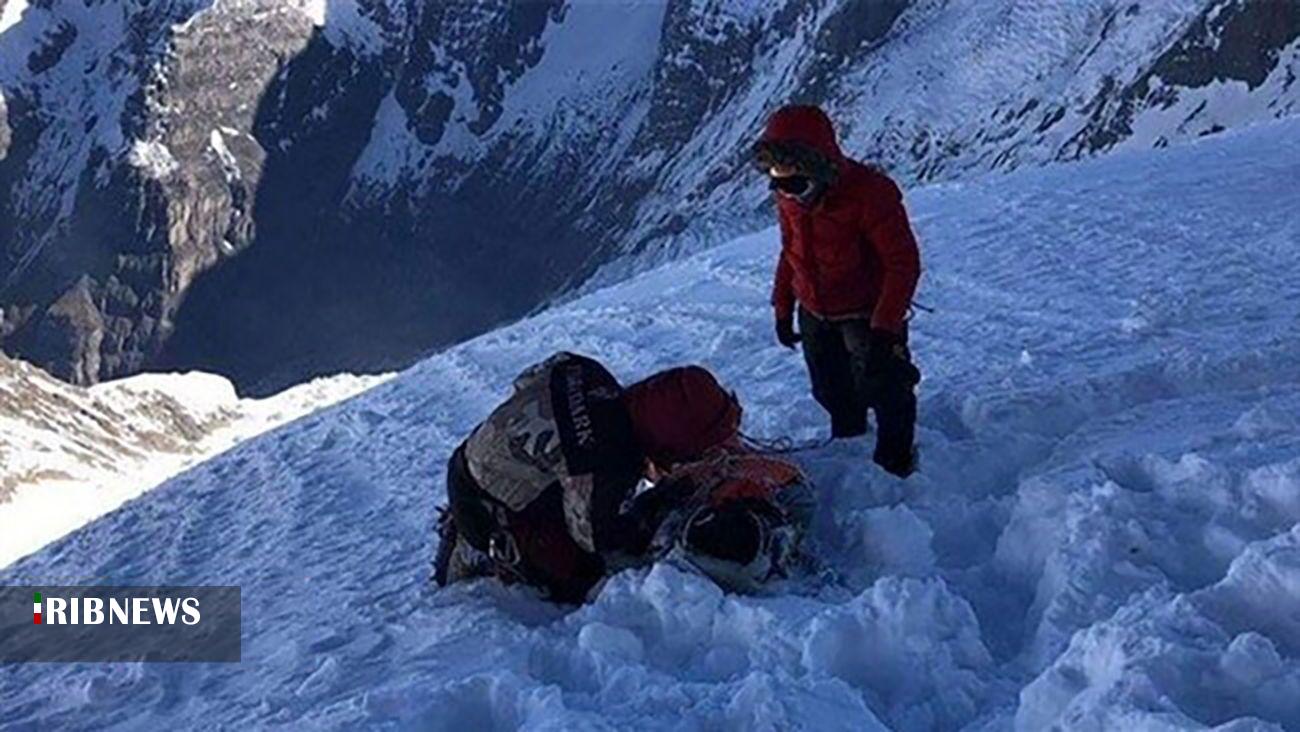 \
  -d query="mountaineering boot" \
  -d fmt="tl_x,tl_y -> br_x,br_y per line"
432,506 -> 491,586
874,444 -> 918,478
